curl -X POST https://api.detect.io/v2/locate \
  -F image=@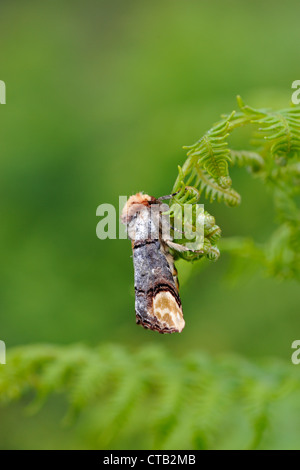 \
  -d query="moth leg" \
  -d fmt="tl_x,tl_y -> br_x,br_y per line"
165,240 -> 204,254
163,249 -> 180,290
157,191 -> 179,202
170,225 -> 185,235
